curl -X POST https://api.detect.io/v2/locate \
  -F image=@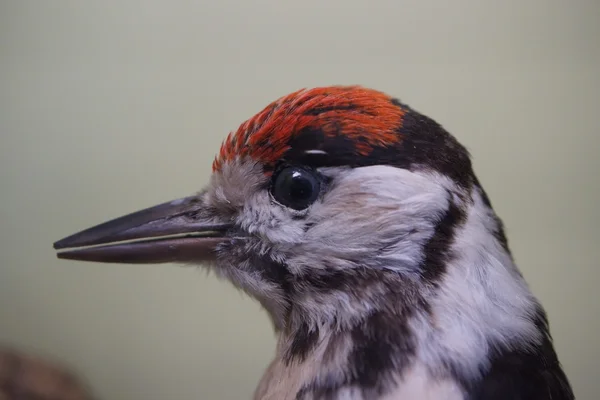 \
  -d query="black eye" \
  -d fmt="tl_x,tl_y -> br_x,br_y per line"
271,166 -> 321,211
